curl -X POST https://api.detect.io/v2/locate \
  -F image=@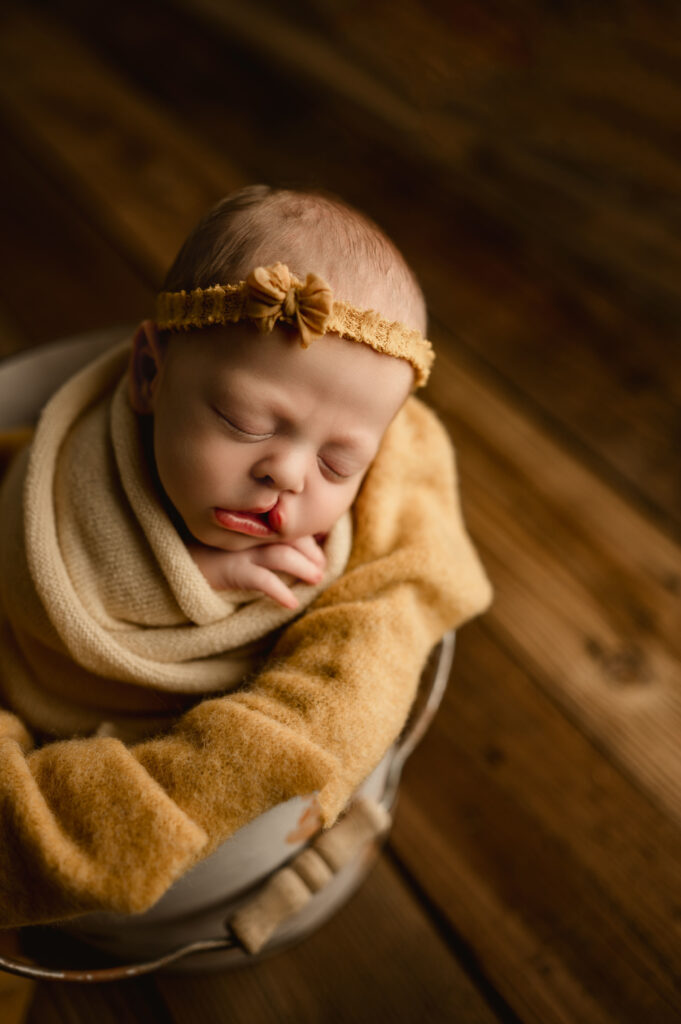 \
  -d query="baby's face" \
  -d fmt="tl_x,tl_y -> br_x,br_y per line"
131,323 -> 413,551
